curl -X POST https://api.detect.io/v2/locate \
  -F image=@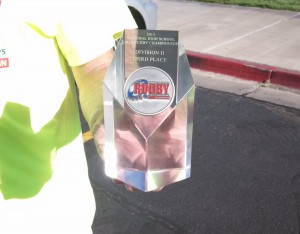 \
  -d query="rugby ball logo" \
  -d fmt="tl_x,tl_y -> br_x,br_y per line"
124,67 -> 175,115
